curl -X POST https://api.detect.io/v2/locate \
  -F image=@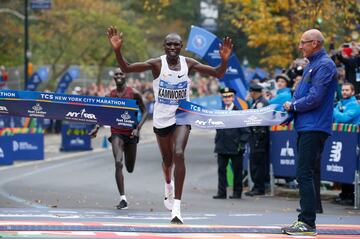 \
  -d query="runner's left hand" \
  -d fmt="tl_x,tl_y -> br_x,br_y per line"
219,37 -> 233,62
